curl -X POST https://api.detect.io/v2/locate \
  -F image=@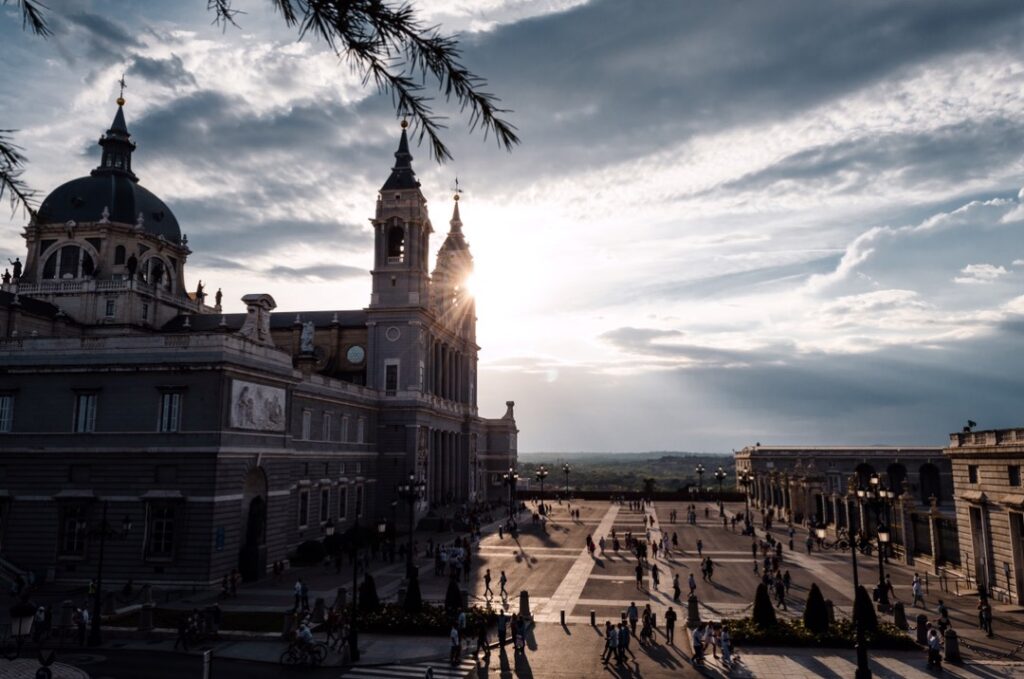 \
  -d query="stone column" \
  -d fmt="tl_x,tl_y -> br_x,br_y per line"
895,496 -> 915,566
927,499 -> 941,575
